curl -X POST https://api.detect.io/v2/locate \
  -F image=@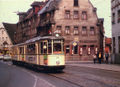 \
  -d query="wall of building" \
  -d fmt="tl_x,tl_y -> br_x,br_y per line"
15,0 -> 104,61
111,0 -> 120,63
0,23 -> 13,54
53,0 -> 102,61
